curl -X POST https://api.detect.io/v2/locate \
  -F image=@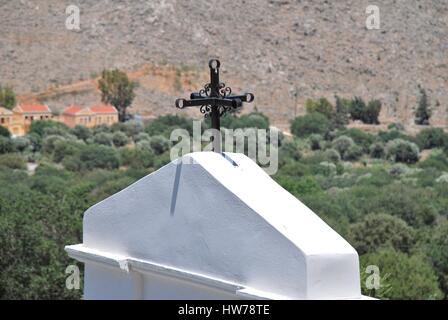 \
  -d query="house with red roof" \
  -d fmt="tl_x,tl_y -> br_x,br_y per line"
62,104 -> 118,128
12,104 -> 54,135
